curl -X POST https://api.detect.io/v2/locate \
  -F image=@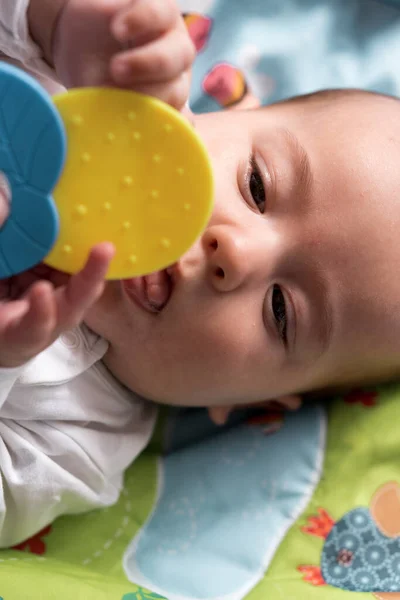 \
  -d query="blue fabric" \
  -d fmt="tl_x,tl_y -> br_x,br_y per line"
123,405 -> 326,600
321,507 -> 400,592
182,0 -> 400,112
